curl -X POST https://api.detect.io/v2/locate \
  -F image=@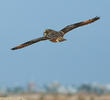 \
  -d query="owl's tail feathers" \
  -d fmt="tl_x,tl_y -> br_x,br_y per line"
11,37 -> 48,50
